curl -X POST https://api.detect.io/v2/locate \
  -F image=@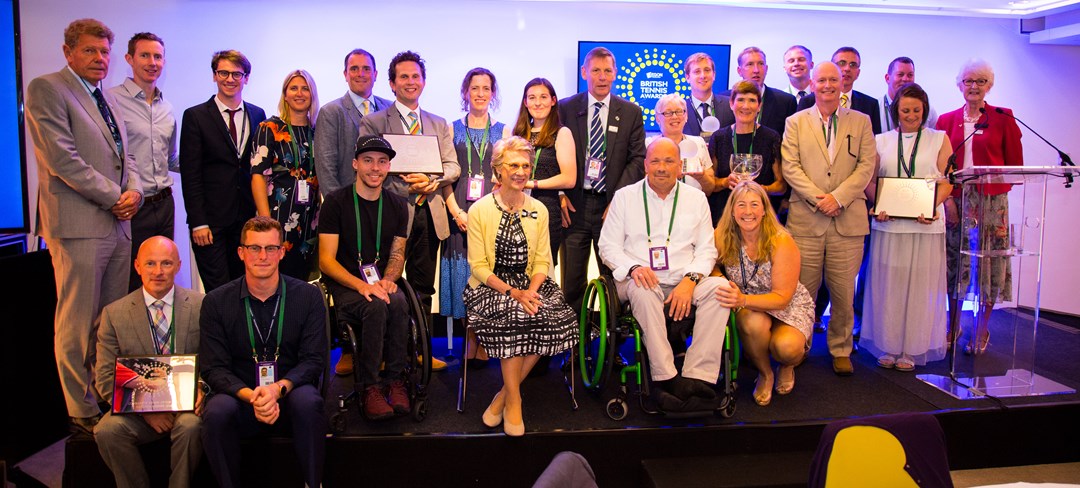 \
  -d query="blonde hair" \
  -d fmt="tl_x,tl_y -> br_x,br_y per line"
714,181 -> 788,267
491,136 -> 535,172
278,69 -> 320,126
